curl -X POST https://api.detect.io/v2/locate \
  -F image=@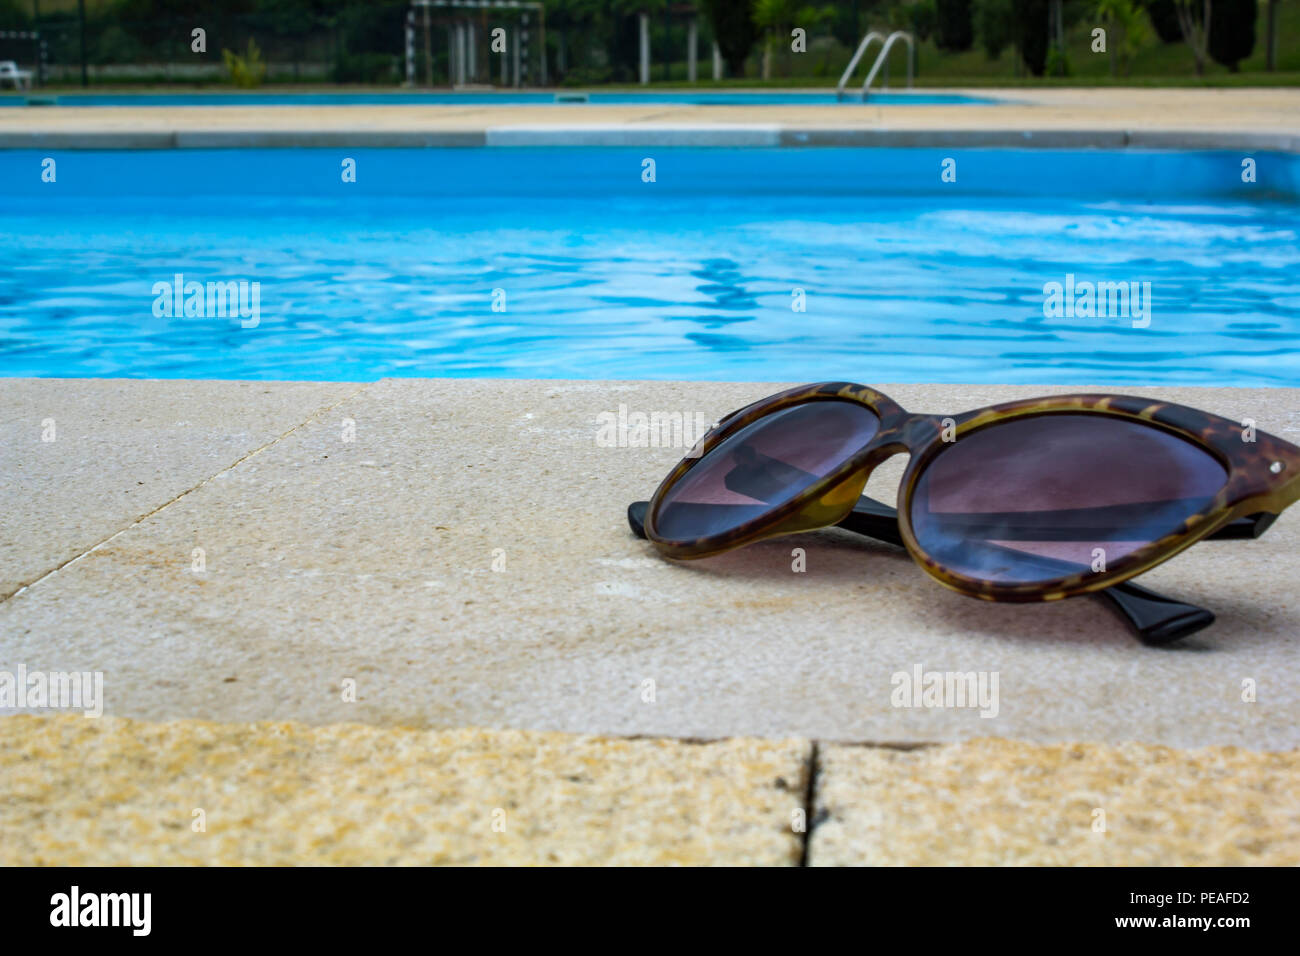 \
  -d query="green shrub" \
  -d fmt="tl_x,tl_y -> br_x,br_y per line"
1046,45 -> 1071,75
222,38 -> 266,89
